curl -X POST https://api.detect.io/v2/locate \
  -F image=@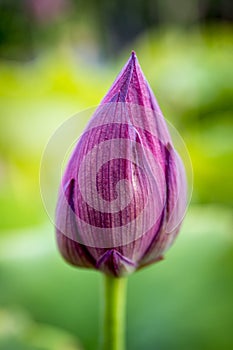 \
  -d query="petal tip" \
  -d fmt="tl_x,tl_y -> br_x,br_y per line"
96,249 -> 136,277
131,50 -> 136,59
